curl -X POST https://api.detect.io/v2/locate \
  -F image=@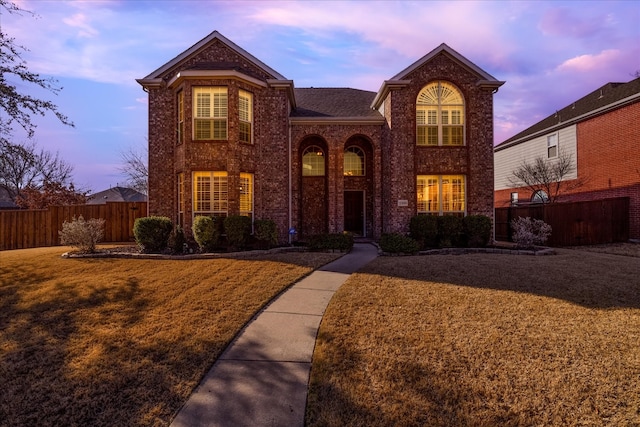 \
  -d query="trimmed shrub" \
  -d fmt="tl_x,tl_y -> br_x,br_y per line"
511,217 -> 552,248
59,215 -> 105,253
224,215 -> 252,249
307,233 -> 354,252
410,214 -> 439,249
463,215 -> 492,247
437,215 -> 464,248
379,233 -> 420,254
254,219 -> 278,248
133,216 -> 173,253
167,224 -> 186,254
192,216 -> 221,252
